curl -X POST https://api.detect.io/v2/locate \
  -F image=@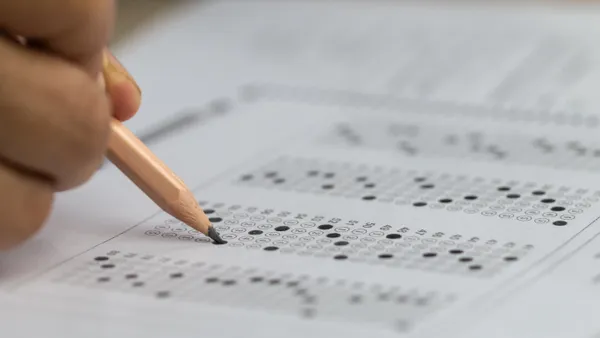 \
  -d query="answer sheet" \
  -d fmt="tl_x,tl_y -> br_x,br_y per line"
4,1 -> 600,337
